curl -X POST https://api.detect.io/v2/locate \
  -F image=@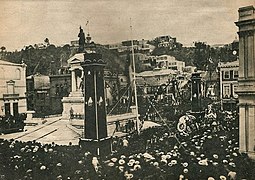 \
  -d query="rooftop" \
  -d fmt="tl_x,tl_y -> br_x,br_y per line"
218,60 -> 239,68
